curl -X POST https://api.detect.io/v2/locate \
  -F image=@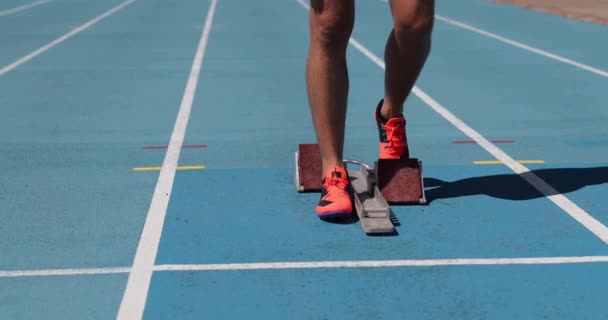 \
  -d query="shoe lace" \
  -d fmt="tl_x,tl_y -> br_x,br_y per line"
382,122 -> 406,156
324,176 -> 344,188
322,176 -> 348,199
